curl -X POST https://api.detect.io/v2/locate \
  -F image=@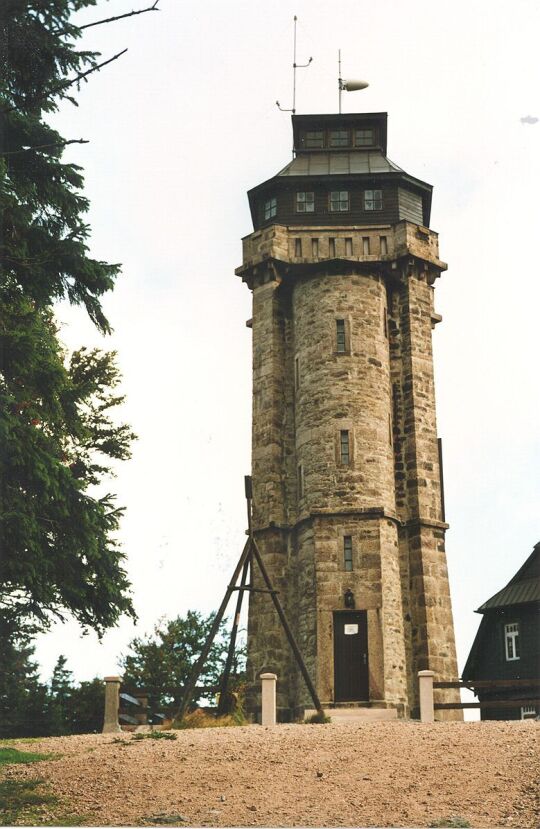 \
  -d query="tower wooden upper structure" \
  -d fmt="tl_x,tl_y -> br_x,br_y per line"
236,112 -> 461,720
